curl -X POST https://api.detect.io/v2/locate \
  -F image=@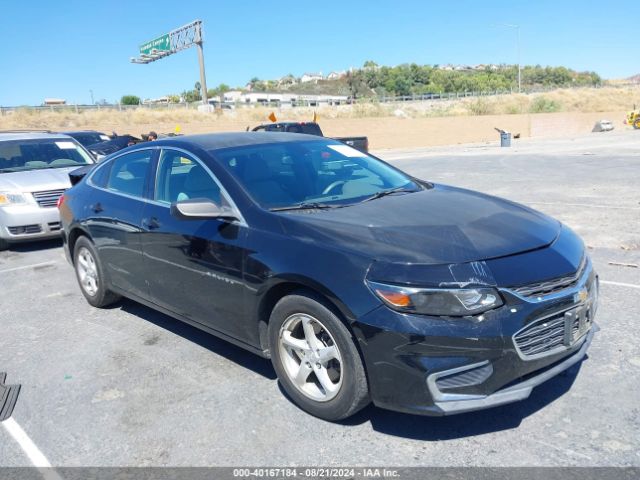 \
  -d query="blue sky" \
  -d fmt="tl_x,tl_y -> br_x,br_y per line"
1,0 -> 637,105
